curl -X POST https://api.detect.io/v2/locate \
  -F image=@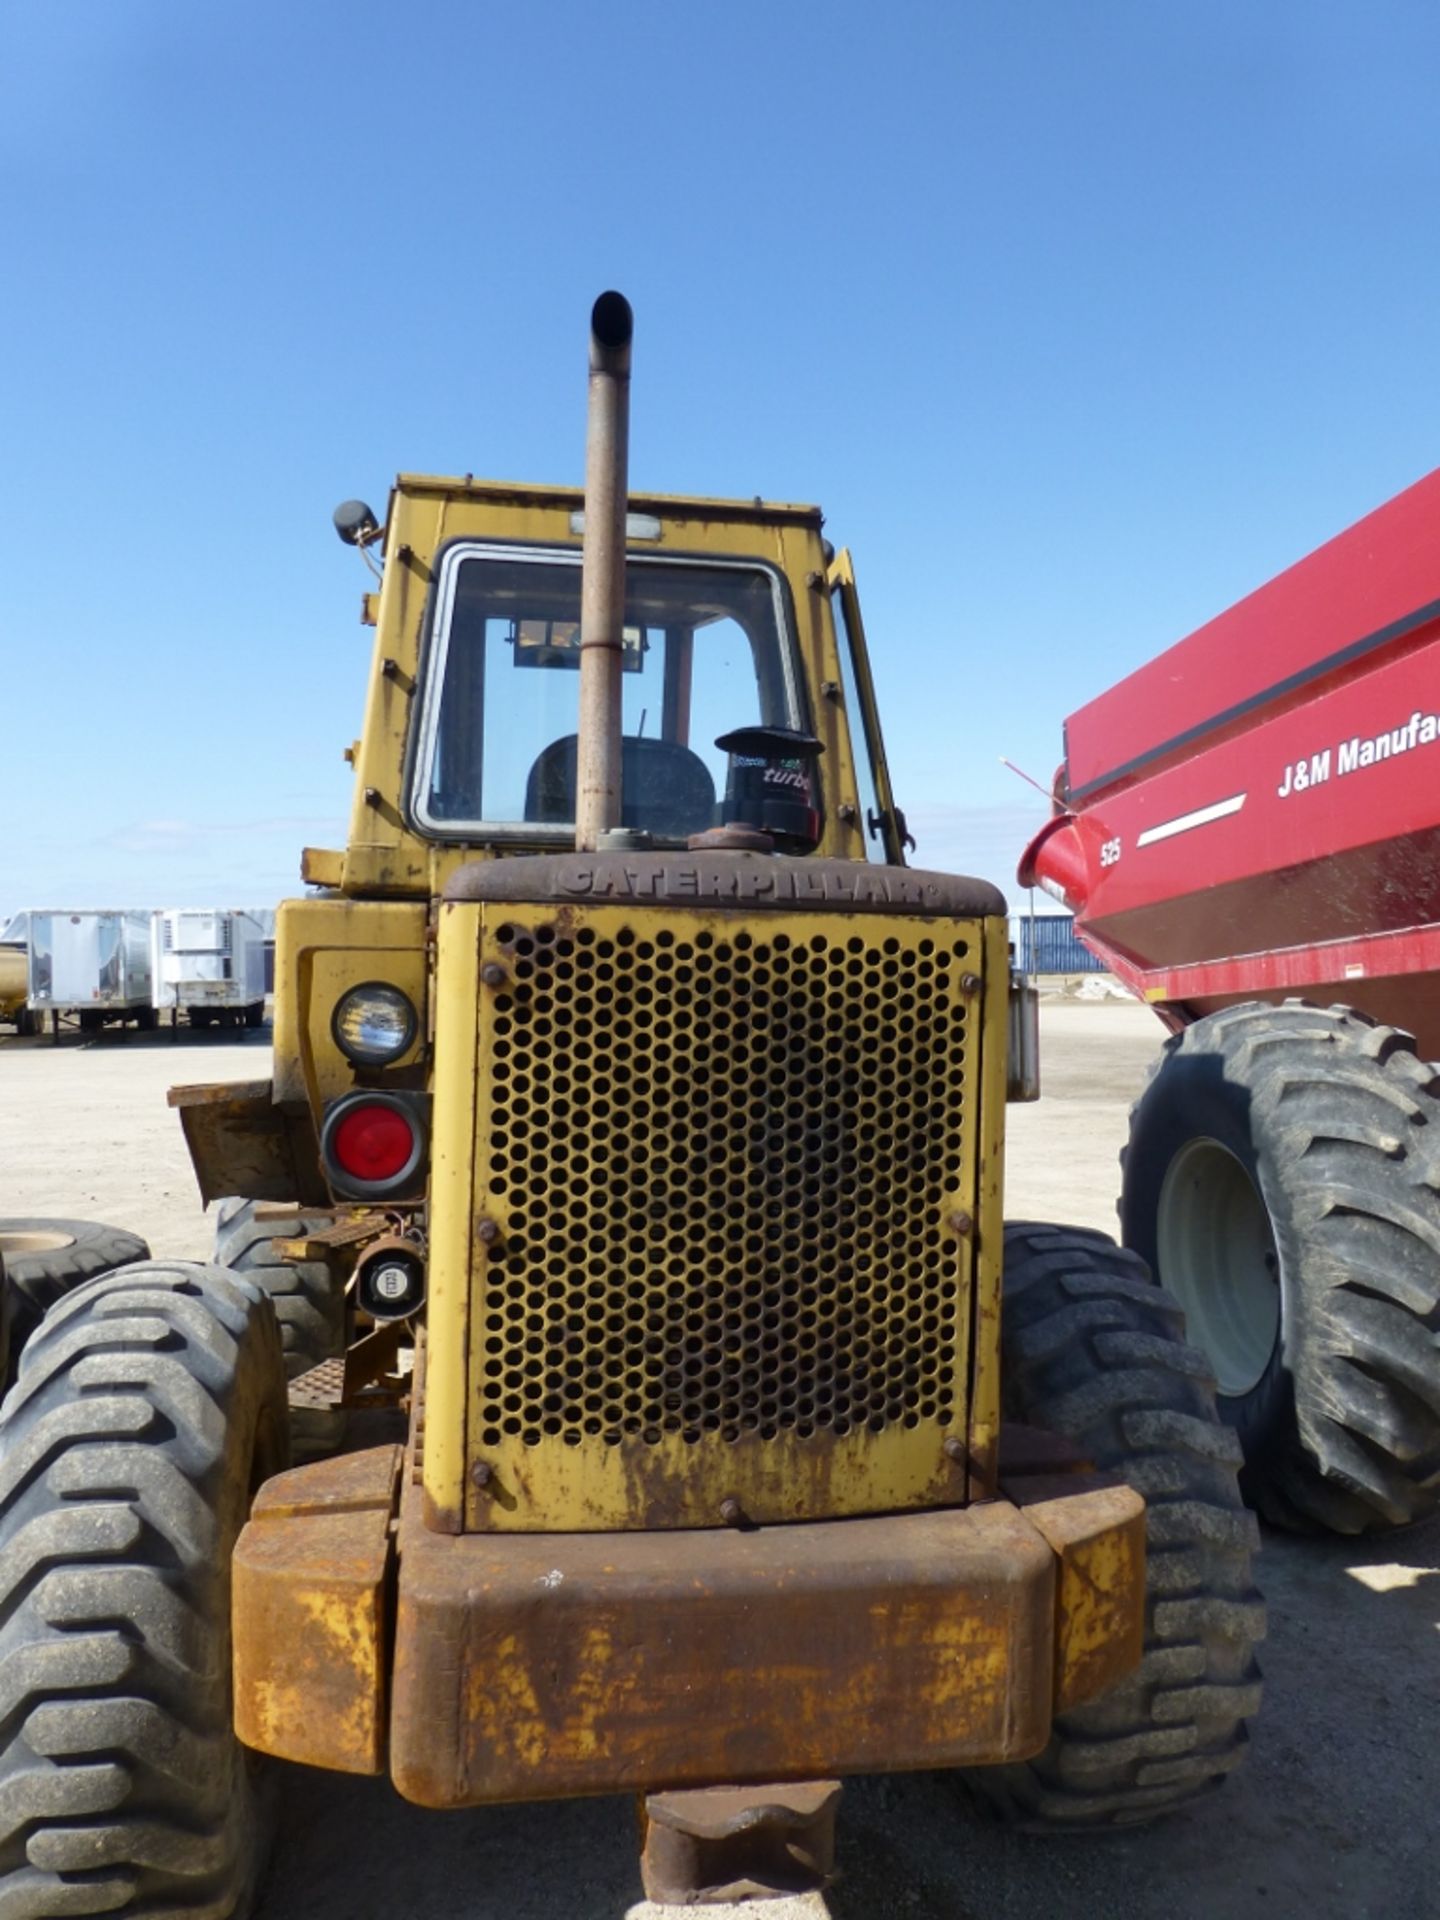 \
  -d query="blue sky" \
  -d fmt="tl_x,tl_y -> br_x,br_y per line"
3,1 -> 1439,912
